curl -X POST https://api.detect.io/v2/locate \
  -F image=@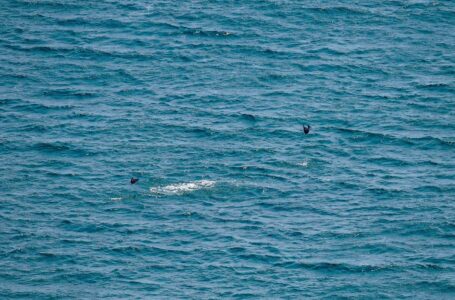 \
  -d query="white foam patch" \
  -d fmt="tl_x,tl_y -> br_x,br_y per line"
298,160 -> 309,167
150,180 -> 216,195
111,197 -> 122,201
